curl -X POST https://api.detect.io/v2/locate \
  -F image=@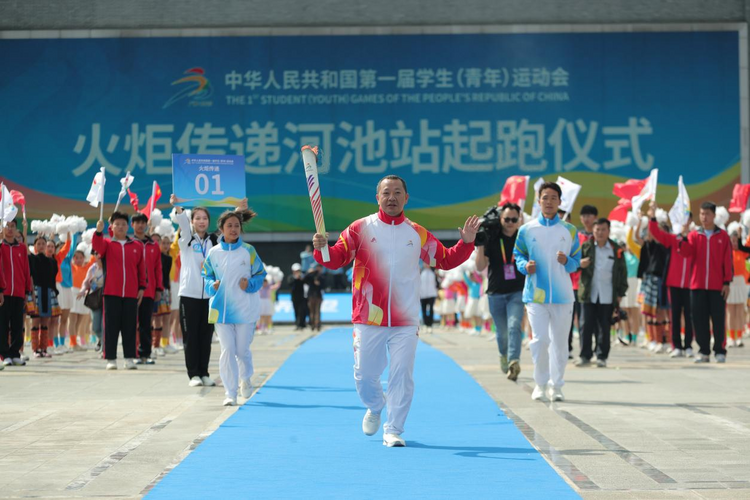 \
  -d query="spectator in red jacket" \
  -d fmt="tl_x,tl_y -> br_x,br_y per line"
131,213 -> 163,365
0,219 -> 34,366
92,212 -> 146,370
668,201 -> 733,364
